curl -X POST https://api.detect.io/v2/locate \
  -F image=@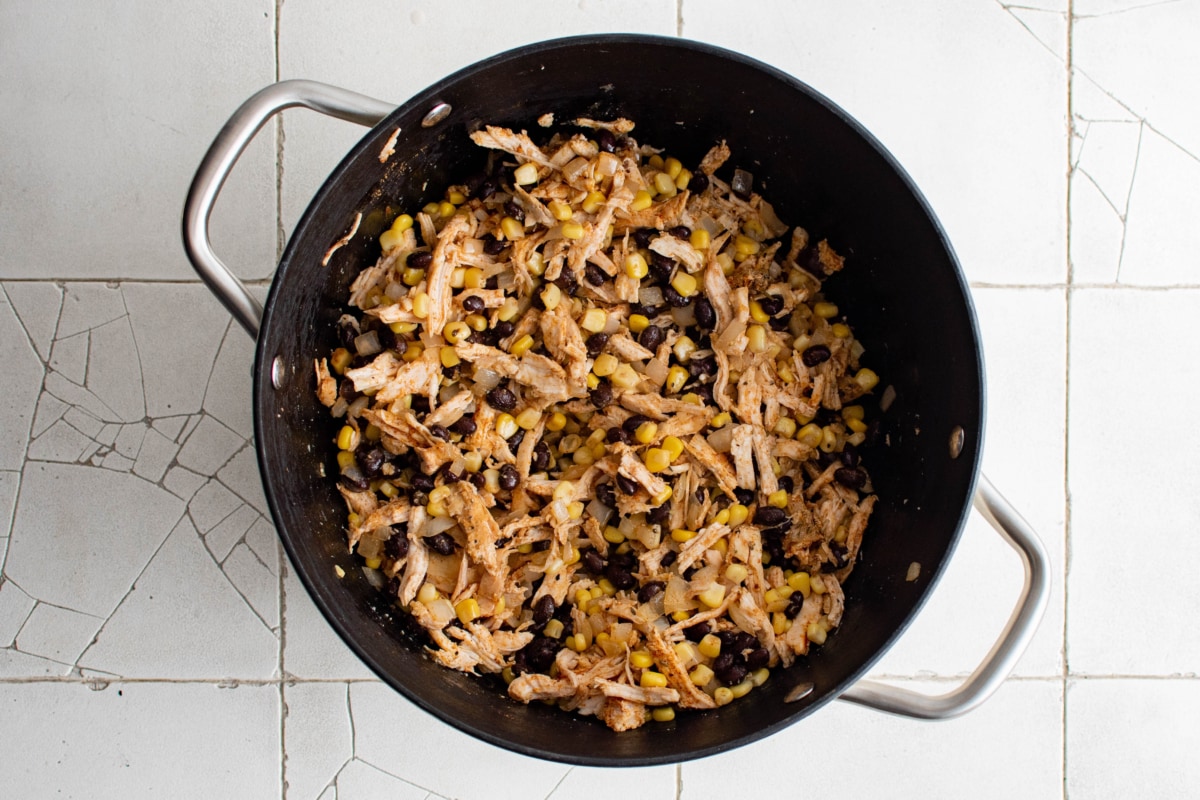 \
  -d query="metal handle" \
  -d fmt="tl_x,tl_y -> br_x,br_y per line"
839,473 -> 1050,719
182,79 -> 395,339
